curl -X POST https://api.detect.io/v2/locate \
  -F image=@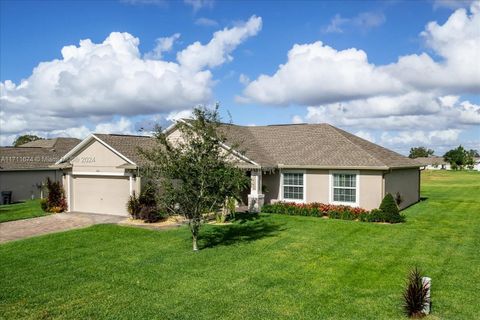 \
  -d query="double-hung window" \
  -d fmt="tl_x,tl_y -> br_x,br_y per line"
283,172 -> 304,201
332,173 -> 357,203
